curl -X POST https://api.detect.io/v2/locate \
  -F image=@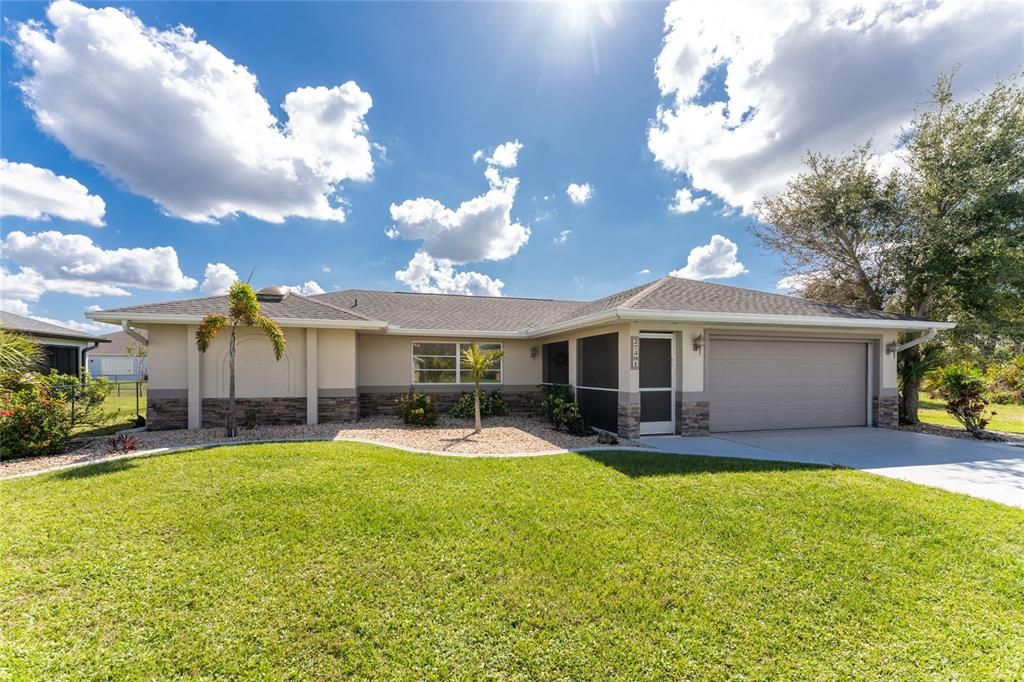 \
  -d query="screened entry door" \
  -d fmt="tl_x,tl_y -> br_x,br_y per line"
639,334 -> 675,435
